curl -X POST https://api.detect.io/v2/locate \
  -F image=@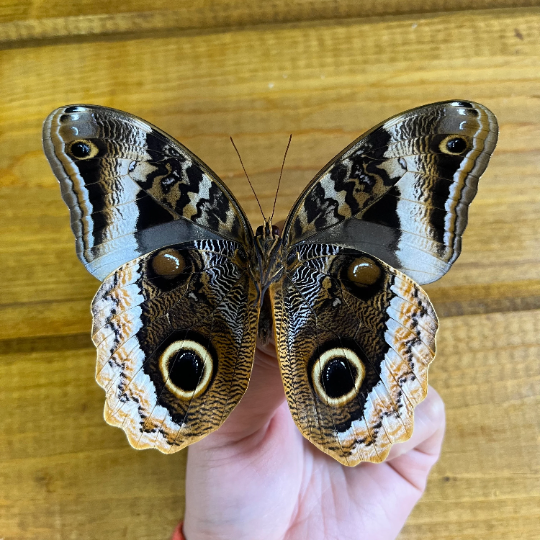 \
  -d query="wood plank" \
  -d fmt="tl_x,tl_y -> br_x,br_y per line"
400,309 -> 540,540
0,342 -> 186,540
2,1 -> 540,46
0,5 -> 539,539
